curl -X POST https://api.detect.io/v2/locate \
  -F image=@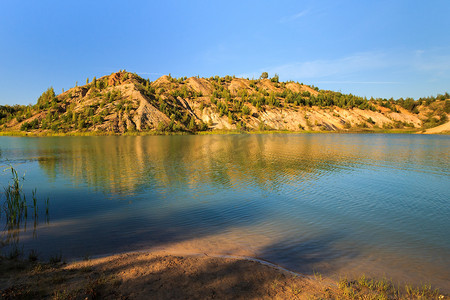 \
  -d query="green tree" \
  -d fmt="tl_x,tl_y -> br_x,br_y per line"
78,119 -> 86,129
260,72 -> 268,79
96,79 -> 105,90
188,117 -> 196,131
37,87 -> 57,108
20,118 -> 39,131
271,73 -> 279,83
241,105 -> 251,115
